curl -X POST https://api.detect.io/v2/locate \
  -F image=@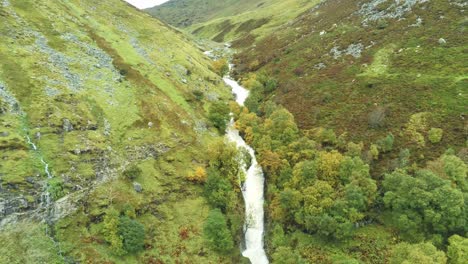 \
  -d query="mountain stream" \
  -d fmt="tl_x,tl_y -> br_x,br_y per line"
223,74 -> 269,264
